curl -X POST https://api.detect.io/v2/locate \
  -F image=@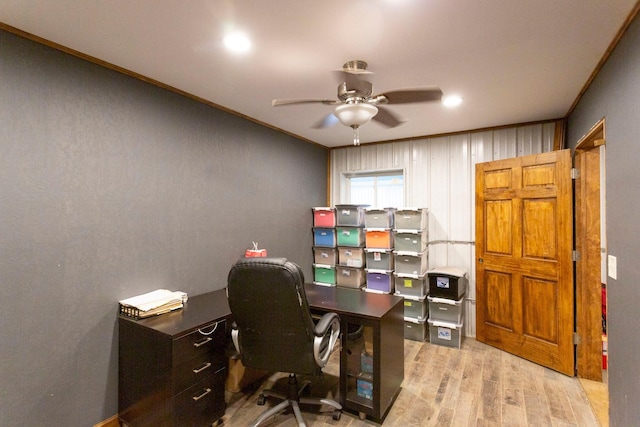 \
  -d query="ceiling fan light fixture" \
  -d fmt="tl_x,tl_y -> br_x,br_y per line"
333,103 -> 379,127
